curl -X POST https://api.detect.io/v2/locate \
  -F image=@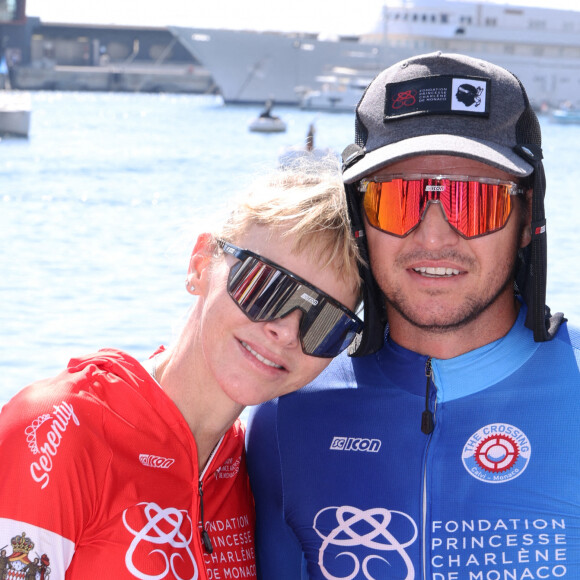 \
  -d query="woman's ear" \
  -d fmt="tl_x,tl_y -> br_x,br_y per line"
186,233 -> 215,295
